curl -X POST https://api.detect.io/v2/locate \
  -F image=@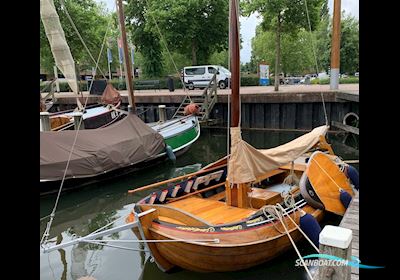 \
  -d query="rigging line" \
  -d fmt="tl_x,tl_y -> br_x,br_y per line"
59,0 -> 107,79
40,5 -> 115,246
304,0 -> 328,126
88,238 -> 220,243
310,157 -> 343,191
144,0 -> 188,94
81,240 -> 150,252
